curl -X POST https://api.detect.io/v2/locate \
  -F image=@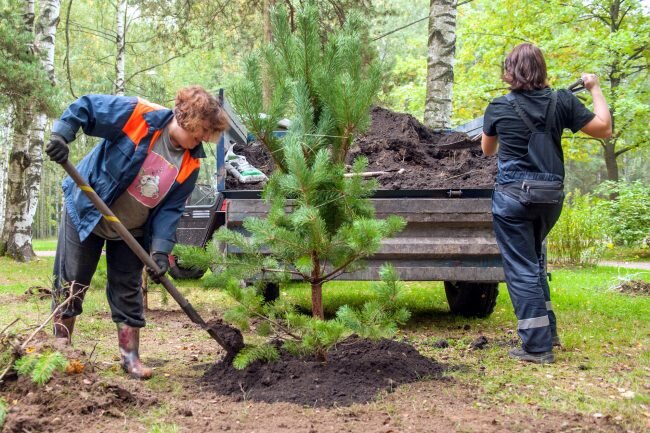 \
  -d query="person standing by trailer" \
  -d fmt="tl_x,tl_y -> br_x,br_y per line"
46,86 -> 229,379
481,43 -> 611,363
